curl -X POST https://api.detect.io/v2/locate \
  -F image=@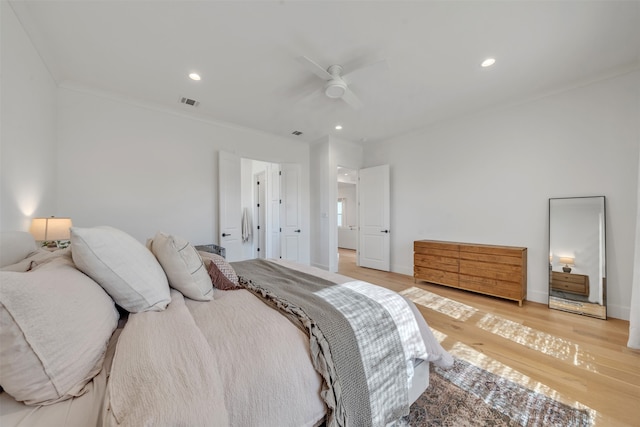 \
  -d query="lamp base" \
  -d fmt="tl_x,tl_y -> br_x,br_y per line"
562,266 -> 572,273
